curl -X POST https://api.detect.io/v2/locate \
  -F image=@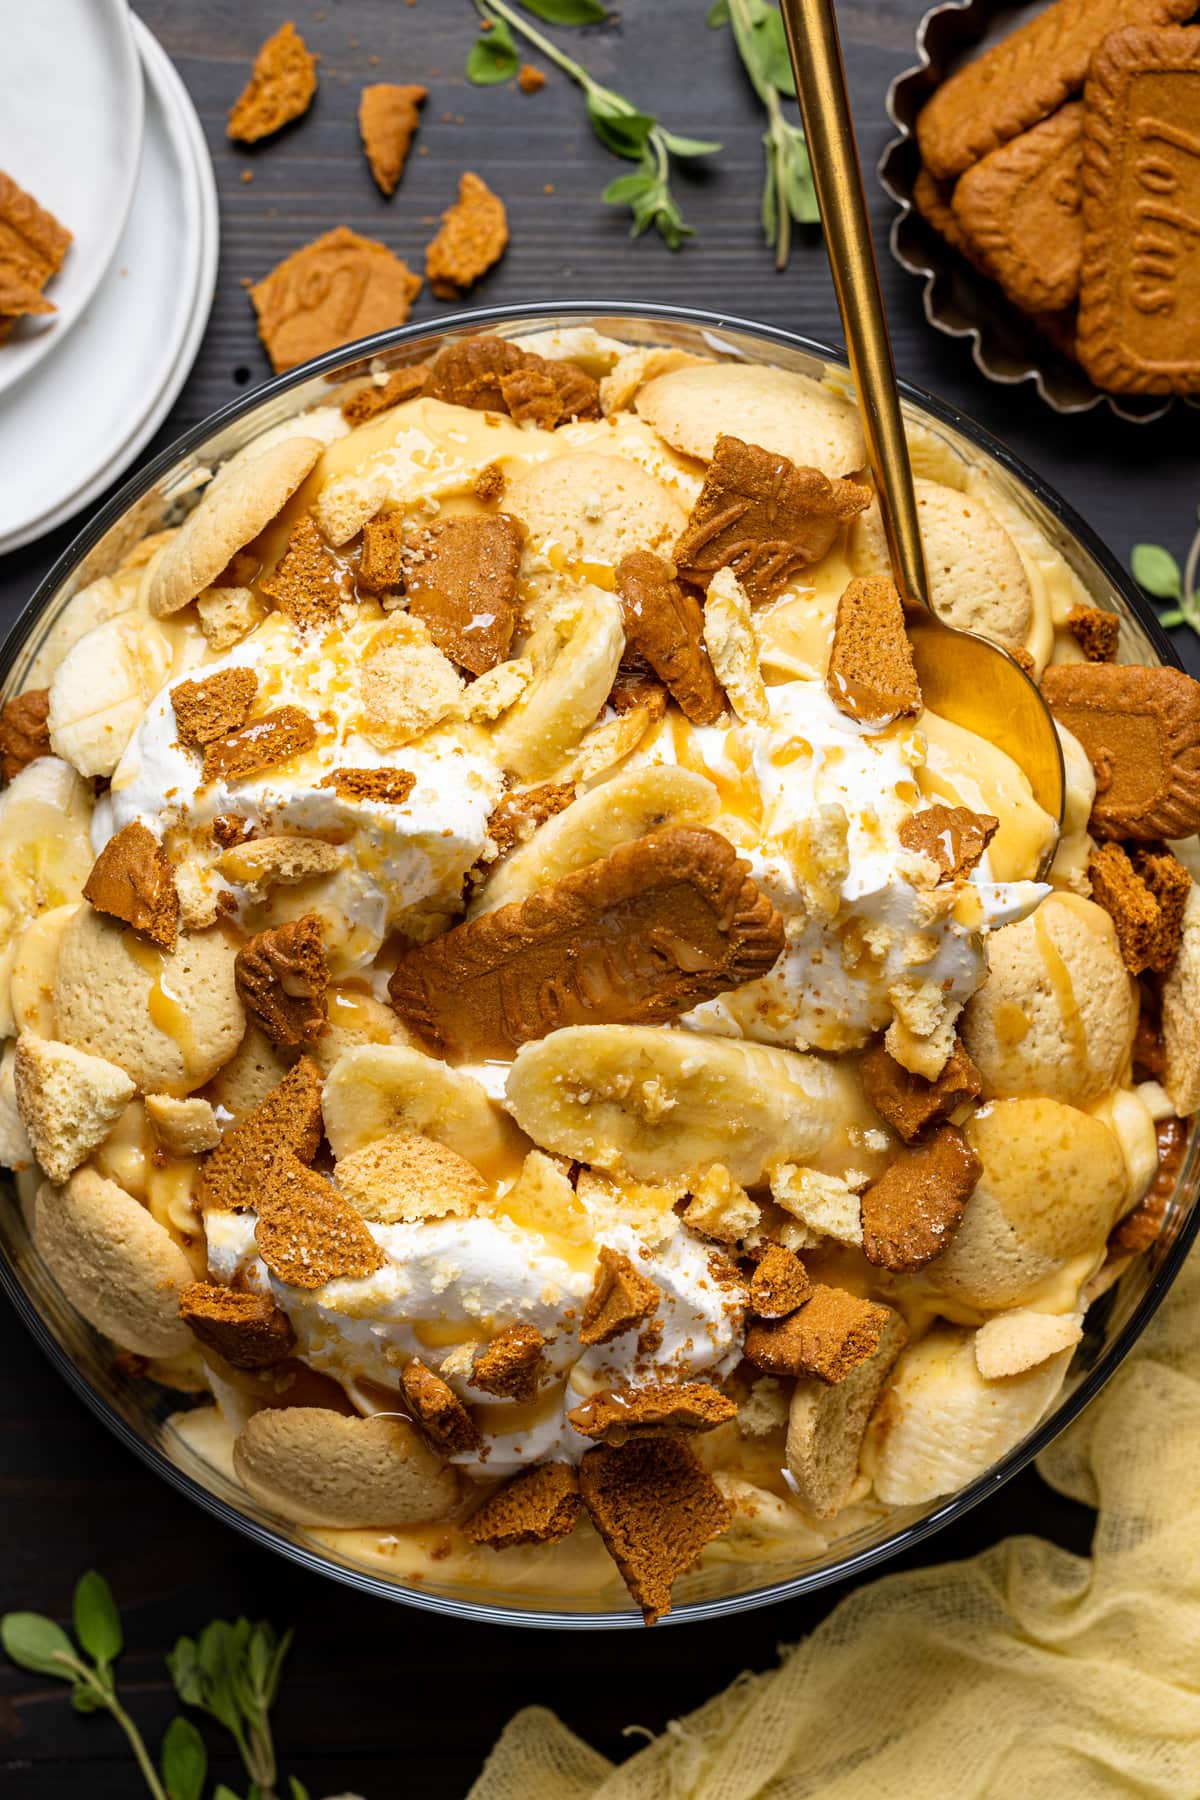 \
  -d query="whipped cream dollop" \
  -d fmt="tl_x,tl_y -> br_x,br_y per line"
205,1205 -> 743,1477
95,613 -> 504,973
663,680 -> 1049,1052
